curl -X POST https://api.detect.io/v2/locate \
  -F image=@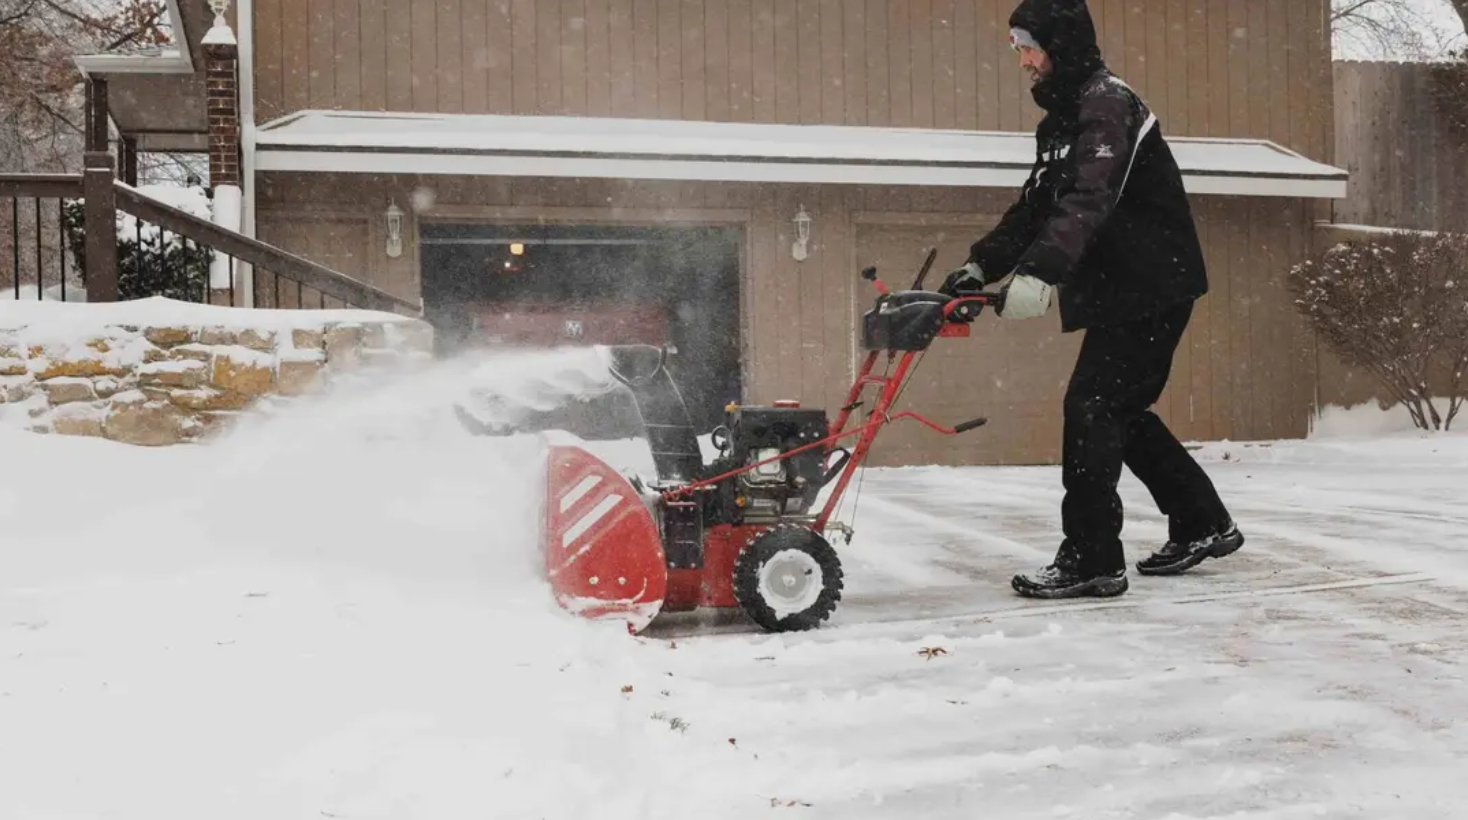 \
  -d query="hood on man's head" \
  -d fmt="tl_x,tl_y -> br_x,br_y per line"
1008,0 -> 1104,81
